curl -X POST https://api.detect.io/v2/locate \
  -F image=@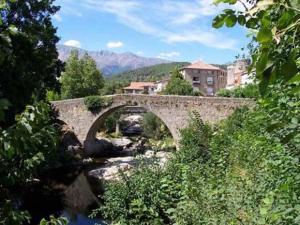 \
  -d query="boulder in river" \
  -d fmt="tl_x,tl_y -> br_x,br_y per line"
87,150 -> 171,182
121,115 -> 143,136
